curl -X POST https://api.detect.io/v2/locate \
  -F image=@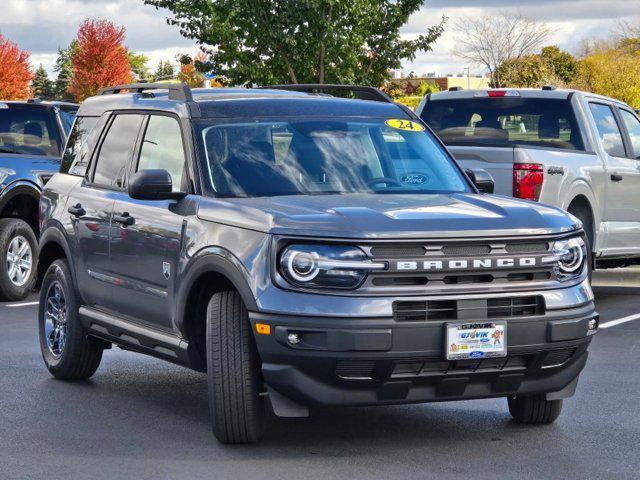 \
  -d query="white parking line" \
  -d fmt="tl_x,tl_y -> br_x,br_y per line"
600,313 -> 640,329
4,301 -> 39,308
